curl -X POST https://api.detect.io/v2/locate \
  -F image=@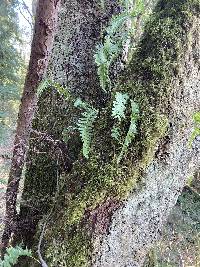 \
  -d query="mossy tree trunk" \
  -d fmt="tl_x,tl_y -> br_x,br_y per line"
17,0 -> 200,266
15,0 -> 121,249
